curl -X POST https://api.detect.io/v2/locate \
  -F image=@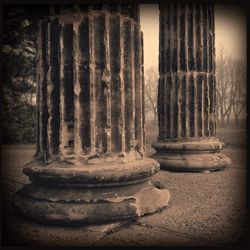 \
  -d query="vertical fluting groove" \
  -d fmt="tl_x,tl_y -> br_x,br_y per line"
206,73 -> 210,137
179,5 -> 185,71
36,26 -> 41,154
165,6 -> 171,140
166,75 -> 171,139
181,75 -> 186,137
189,74 -> 194,137
185,75 -> 190,137
192,4 -> 197,71
139,28 -> 144,151
39,20 -> 49,158
46,22 -> 52,157
110,15 -> 121,152
103,14 -> 111,154
213,74 -> 217,137
80,16 -> 91,153
188,5 -> 194,70
208,5 -> 213,73
176,5 -> 182,139
170,5 -> 174,73
47,20 -> 60,156
201,77 -> 205,137
73,20 -> 82,155
130,21 -> 136,147
169,75 -> 175,138
159,74 -> 166,138
172,5 -> 177,72
169,5 -> 175,139
177,75 -> 182,138
193,73 -> 198,137
205,6 -> 211,73
119,17 -> 126,153
199,5 -> 204,71
209,74 -> 214,136
184,6 -> 190,137
211,6 -> 217,137
206,6 -> 211,137
177,5 -> 181,72
93,14 -> 105,153
203,5 -> 208,71
88,15 -> 96,154
163,74 -> 167,140
185,5 -> 189,71
196,5 -> 201,71
134,23 -> 143,151
124,19 -> 132,150
141,31 -> 146,152
202,76 -> 206,137
166,6 -> 170,72
59,22 -> 74,156
197,75 -> 203,137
